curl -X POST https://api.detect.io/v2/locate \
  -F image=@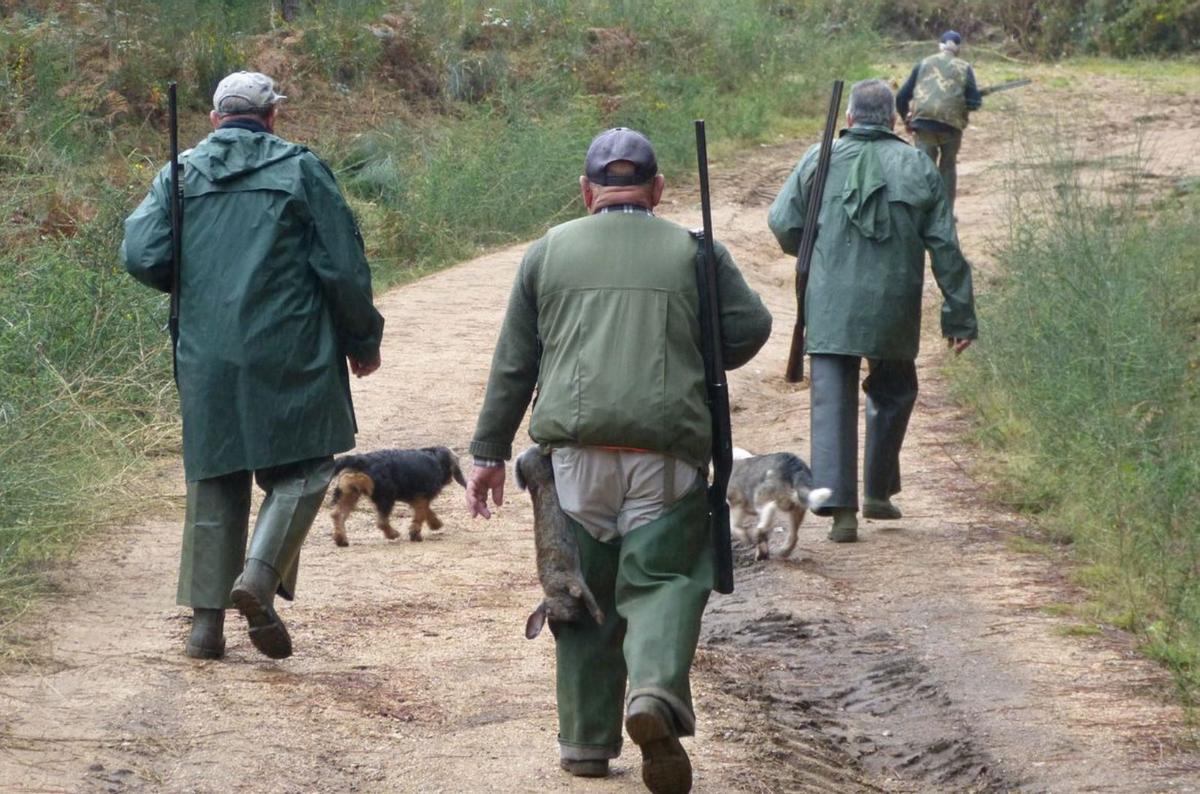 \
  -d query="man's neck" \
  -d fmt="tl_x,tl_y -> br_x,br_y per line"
219,117 -> 271,134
